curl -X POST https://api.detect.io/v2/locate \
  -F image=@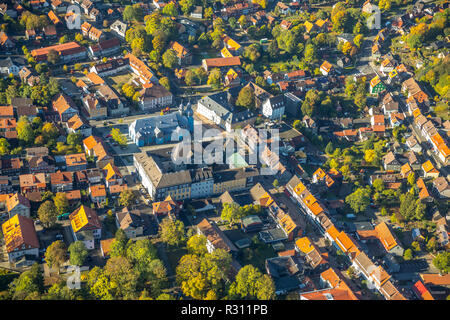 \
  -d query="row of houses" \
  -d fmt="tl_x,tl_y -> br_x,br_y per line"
285,175 -> 406,300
